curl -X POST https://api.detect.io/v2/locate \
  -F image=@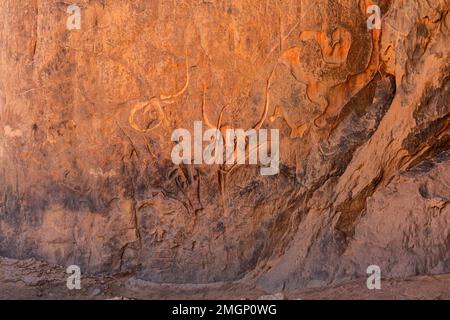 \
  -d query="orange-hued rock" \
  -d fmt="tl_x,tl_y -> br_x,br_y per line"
0,0 -> 448,291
